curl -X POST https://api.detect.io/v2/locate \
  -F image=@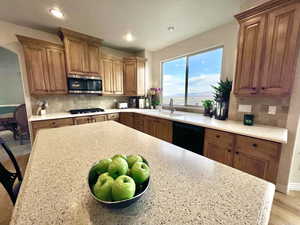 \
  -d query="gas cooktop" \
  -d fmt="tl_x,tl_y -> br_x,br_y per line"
69,108 -> 104,114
